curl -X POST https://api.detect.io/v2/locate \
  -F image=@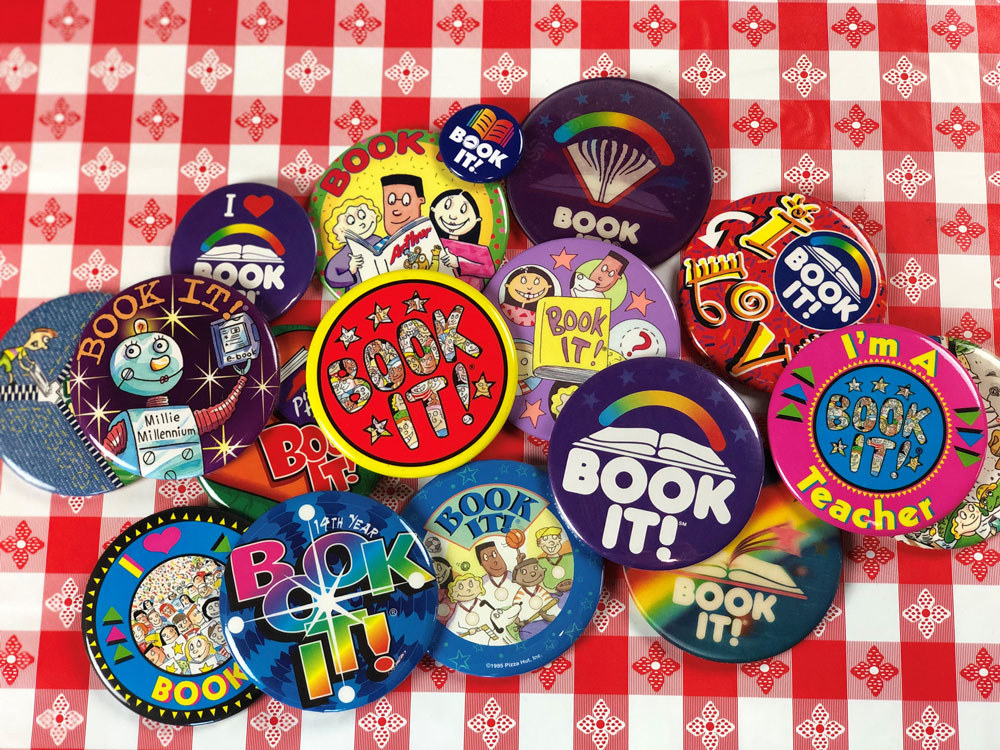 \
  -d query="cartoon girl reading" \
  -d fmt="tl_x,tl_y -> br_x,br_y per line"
322,198 -> 384,289
430,190 -> 496,290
